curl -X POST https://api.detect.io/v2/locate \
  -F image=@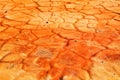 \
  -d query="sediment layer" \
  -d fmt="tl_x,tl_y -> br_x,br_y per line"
0,0 -> 120,80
